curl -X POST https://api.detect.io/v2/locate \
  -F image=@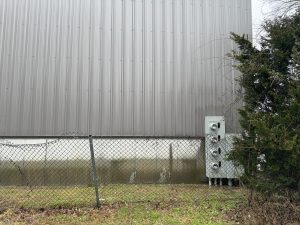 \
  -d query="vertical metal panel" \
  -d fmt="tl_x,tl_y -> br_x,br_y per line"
0,0 -> 252,137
